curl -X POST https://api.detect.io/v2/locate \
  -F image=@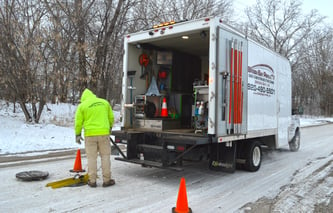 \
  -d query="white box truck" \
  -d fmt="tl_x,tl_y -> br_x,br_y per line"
112,17 -> 300,172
